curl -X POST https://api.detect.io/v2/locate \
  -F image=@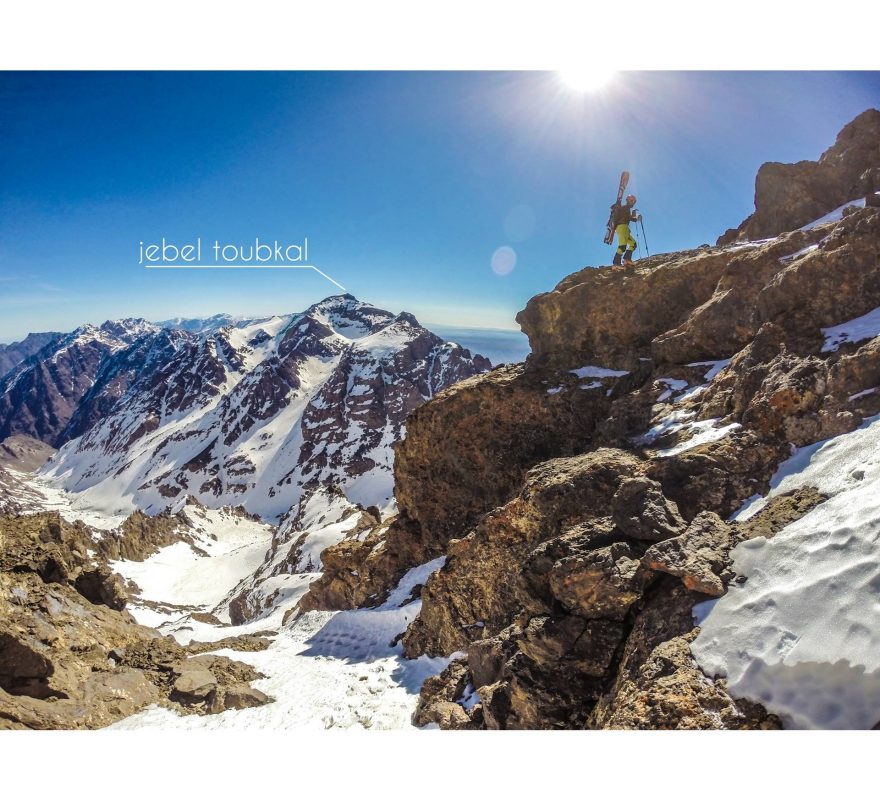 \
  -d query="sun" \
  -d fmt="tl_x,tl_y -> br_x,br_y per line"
558,69 -> 616,93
